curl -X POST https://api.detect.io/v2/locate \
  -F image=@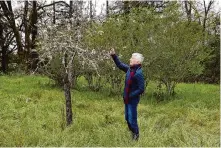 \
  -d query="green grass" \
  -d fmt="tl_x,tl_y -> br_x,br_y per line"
0,75 -> 220,147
